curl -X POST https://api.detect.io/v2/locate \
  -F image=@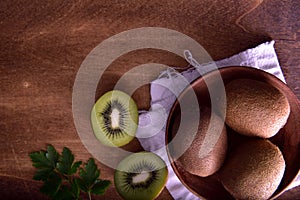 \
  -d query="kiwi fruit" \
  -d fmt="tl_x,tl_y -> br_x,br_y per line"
220,139 -> 285,200
114,152 -> 168,200
91,90 -> 138,147
224,79 -> 290,138
176,107 -> 227,177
